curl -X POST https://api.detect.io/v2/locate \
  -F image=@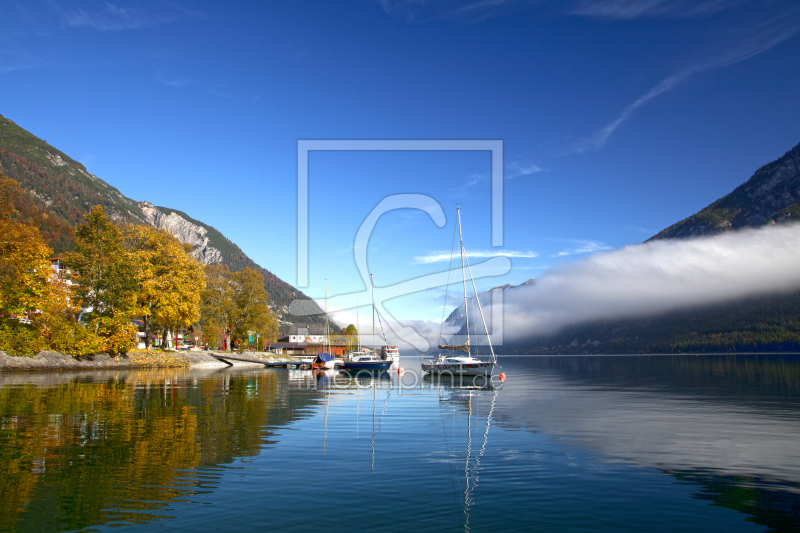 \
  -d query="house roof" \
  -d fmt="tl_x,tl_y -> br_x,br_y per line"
265,342 -> 308,349
288,323 -> 325,336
